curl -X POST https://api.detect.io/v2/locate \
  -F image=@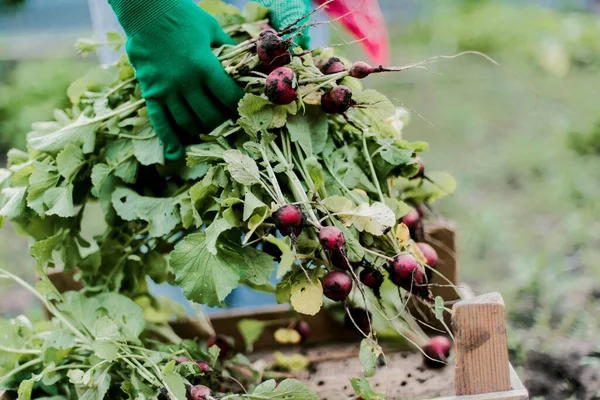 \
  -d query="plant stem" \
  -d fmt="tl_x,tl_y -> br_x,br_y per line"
0,269 -> 89,344
259,146 -> 286,204
0,358 -> 42,385
0,346 -> 41,355
299,70 -> 348,85
361,131 -> 385,202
